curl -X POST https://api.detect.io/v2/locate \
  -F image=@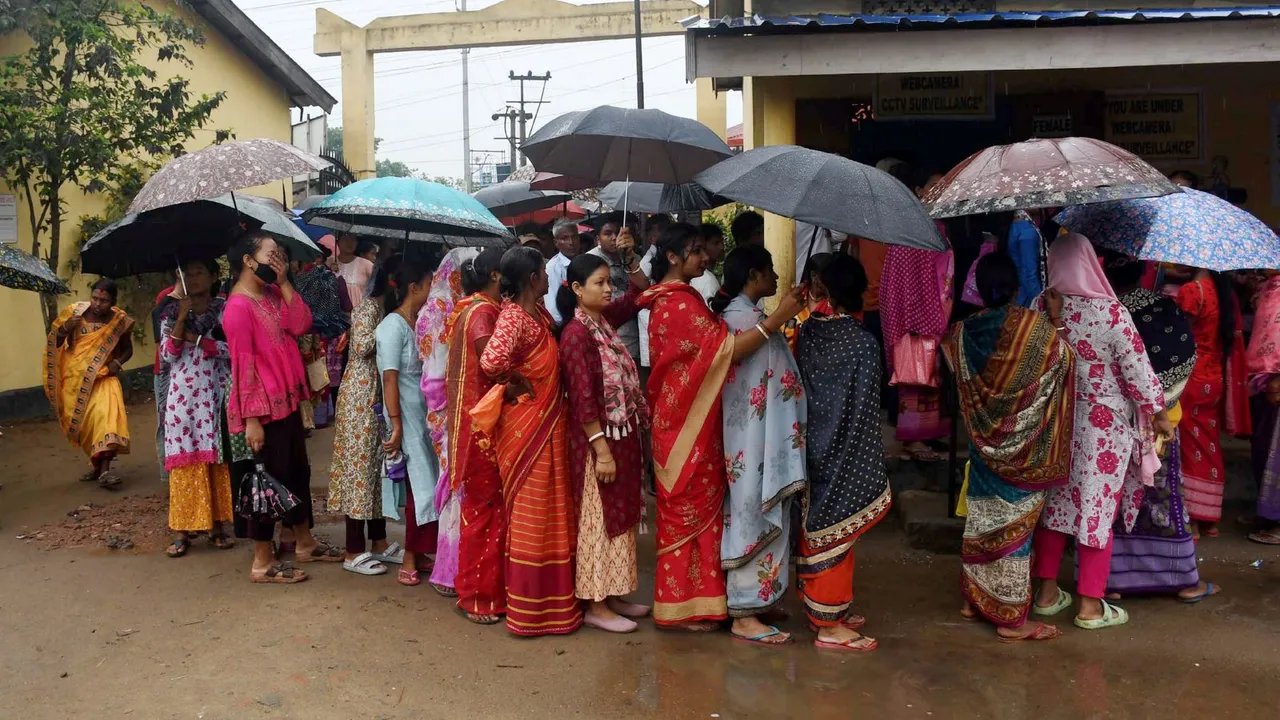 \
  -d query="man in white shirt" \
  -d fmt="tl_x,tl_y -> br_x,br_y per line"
543,219 -> 582,324
794,220 -> 848,286
587,216 -> 645,362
